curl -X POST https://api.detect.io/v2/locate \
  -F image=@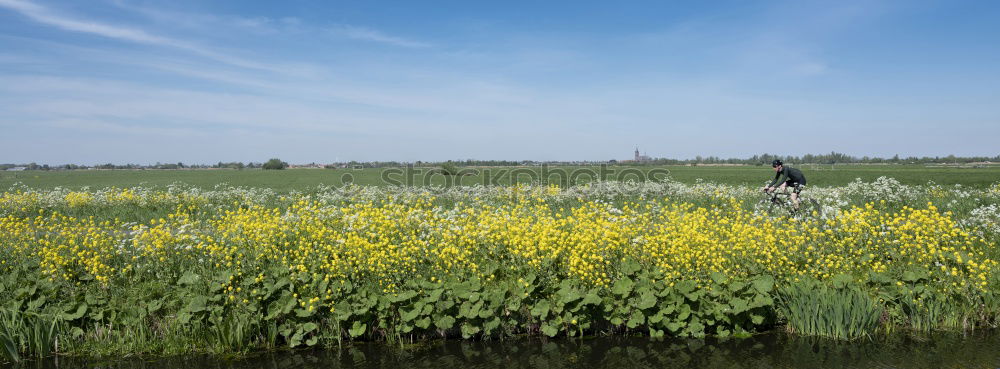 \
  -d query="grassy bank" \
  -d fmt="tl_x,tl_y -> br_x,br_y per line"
2,179 -> 1000,362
